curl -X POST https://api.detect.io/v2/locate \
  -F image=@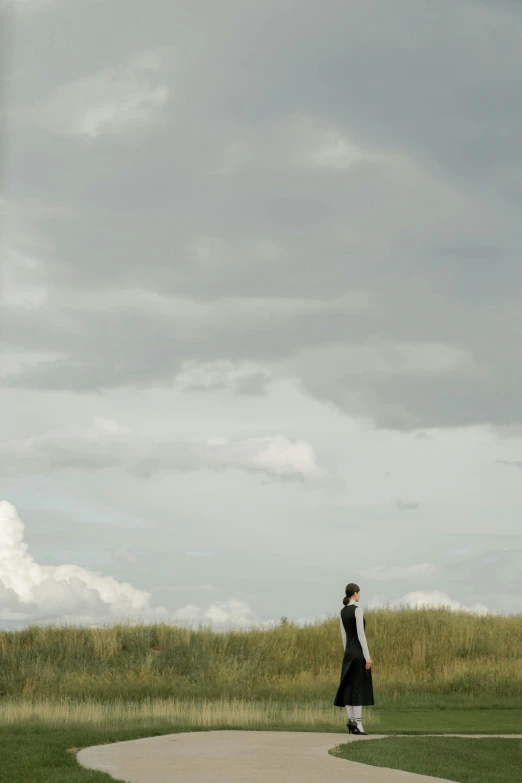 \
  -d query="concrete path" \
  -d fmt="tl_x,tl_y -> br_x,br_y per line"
76,729 -> 522,783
